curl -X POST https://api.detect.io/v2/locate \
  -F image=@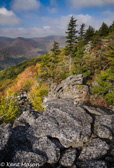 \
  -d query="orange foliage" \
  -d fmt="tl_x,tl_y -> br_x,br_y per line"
6,64 -> 40,96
